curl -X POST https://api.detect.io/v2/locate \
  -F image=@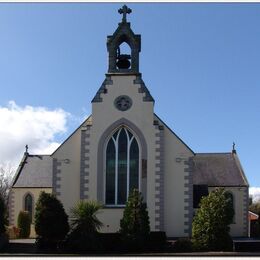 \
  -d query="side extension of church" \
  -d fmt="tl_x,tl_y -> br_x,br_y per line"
9,6 -> 249,239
